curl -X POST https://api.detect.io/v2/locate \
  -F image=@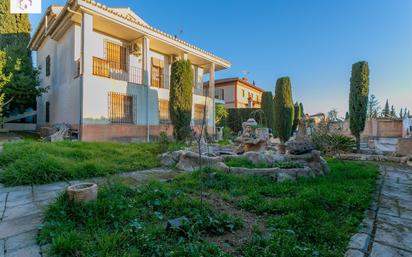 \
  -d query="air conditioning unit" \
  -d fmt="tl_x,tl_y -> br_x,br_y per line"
129,40 -> 142,56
